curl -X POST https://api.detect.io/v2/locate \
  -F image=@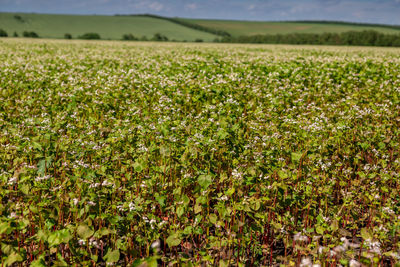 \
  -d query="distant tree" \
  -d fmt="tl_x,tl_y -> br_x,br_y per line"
151,33 -> 168,42
0,29 -> 8,37
14,15 -> 24,23
194,38 -> 203,42
140,36 -> 148,41
13,31 -> 18,37
122,34 -> 138,41
78,33 -> 101,40
23,31 -> 39,38
64,33 -> 72,39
